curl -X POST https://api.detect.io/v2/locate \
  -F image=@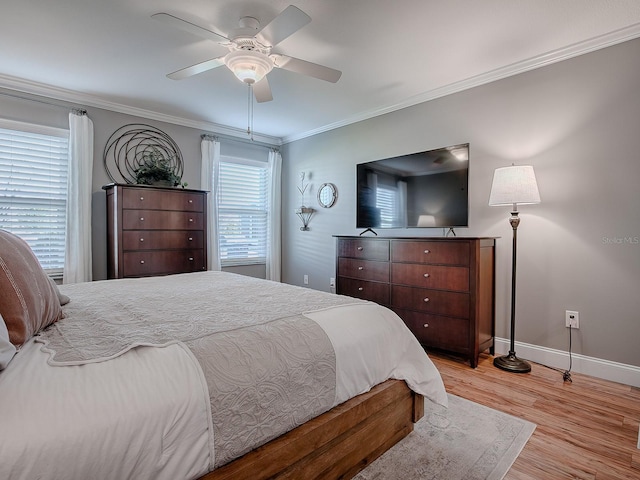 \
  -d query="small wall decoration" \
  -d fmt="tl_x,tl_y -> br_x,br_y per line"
295,171 -> 315,231
103,124 -> 184,186
317,183 -> 338,208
